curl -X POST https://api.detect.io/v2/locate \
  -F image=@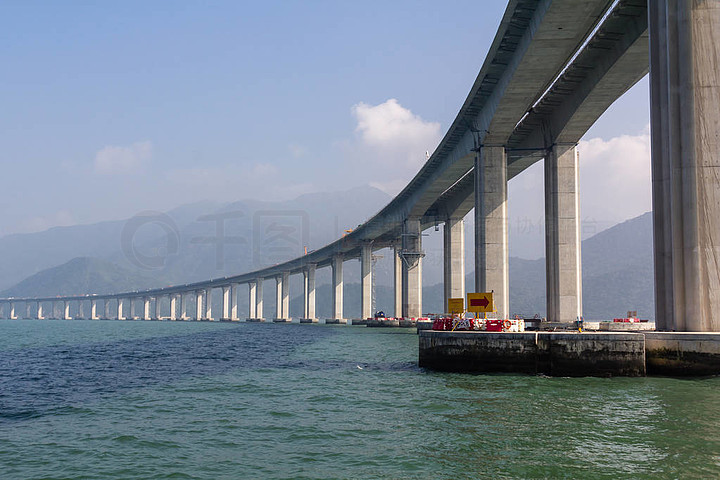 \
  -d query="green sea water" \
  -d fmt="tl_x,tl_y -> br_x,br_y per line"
0,319 -> 718,479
